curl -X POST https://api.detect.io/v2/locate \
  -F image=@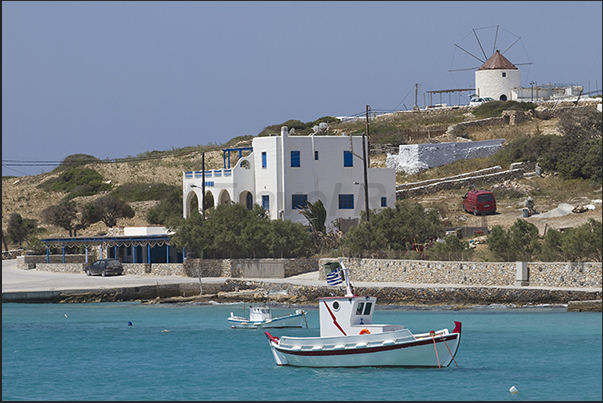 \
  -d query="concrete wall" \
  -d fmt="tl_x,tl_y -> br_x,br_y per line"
183,257 -> 320,278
